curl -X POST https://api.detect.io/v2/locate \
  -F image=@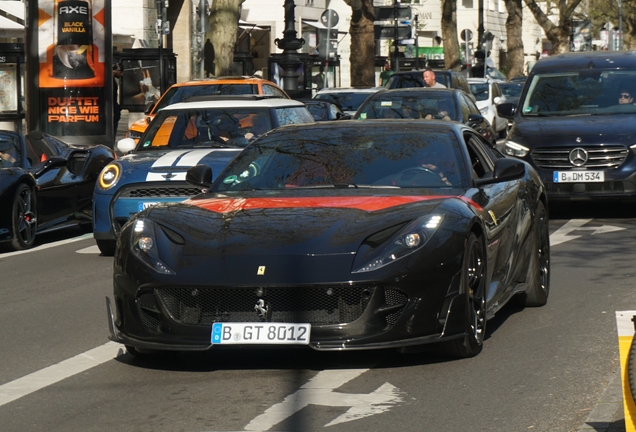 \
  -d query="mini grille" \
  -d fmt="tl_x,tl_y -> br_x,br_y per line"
545,181 -> 625,194
152,285 -> 378,327
119,182 -> 202,198
531,146 -> 628,169
384,288 -> 408,325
